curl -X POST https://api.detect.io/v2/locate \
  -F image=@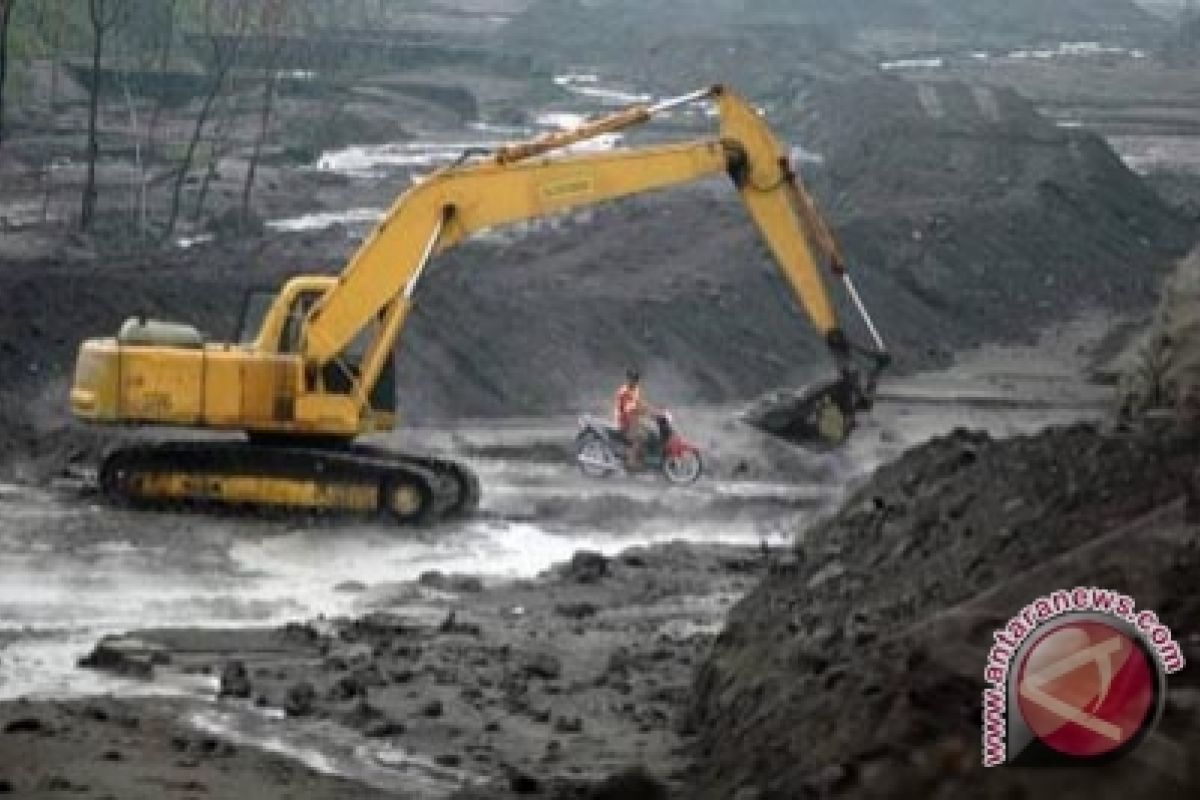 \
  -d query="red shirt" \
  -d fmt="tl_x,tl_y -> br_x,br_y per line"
615,383 -> 641,429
